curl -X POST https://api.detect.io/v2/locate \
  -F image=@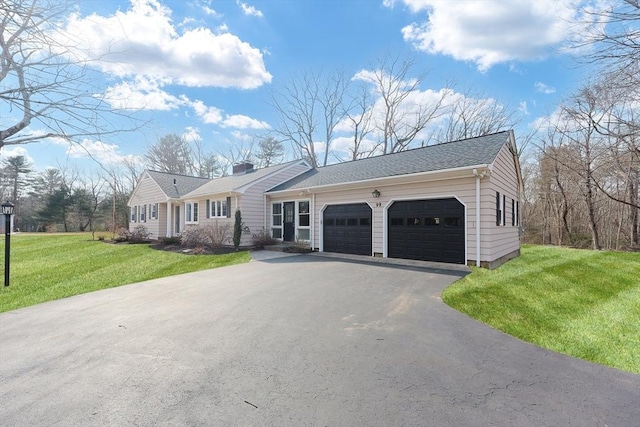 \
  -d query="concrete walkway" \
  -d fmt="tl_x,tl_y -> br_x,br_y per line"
0,254 -> 638,426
